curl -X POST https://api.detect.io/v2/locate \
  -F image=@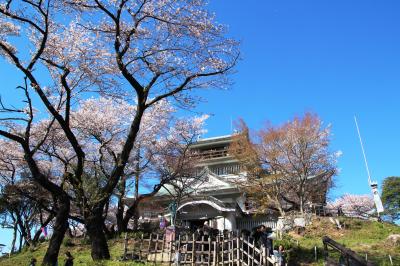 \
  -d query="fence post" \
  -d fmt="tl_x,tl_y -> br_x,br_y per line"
314,246 -> 317,261
265,246 -> 269,266
222,234 -> 225,265
251,239 -> 255,266
228,236 -> 232,266
139,233 -> 144,261
160,234 -> 165,263
236,236 -> 240,266
154,234 -> 159,265
240,235 -> 244,266
168,233 -> 174,266
247,236 -> 250,266
192,233 -> 196,266
213,237 -> 218,266
201,235 -> 205,263
147,234 -> 152,262
231,235 -> 235,266
208,236 -> 212,266
123,232 -> 128,260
